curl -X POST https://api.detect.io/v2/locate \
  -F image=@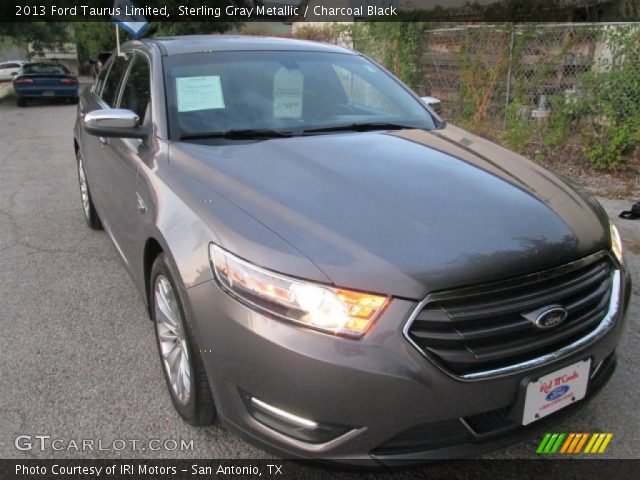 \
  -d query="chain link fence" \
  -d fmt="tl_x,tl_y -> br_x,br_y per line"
418,24 -> 634,123
350,22 -> 640,170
